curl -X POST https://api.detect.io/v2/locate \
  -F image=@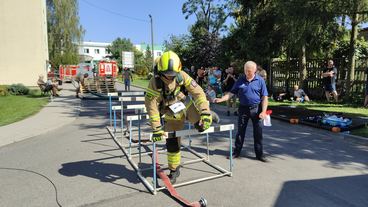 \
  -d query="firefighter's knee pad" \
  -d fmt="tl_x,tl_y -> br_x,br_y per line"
166,137 -> 181,153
